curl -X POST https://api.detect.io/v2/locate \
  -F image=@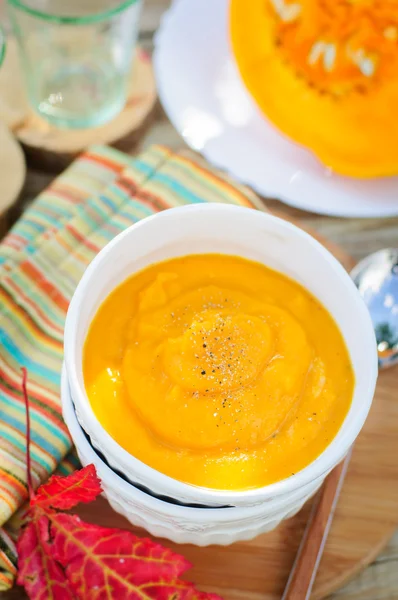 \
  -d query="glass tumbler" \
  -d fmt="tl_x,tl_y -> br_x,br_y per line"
5,0 -> 142,129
